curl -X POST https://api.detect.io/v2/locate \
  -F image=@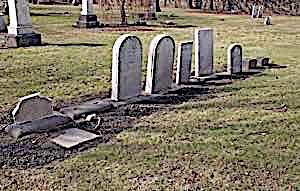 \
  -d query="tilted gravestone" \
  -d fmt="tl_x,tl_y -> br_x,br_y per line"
176,41 -> 193,85
195,28 -> 214,77
145,34 -> 175,94
12,93 -> 53,123
6,0 -> 41,47
227,43 -> 242,74
111,34 -> 143,101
